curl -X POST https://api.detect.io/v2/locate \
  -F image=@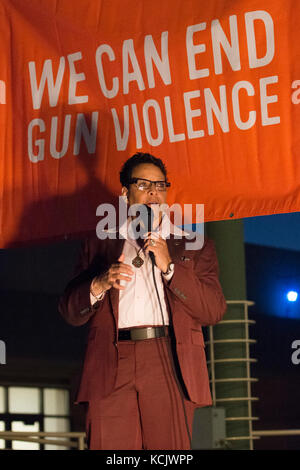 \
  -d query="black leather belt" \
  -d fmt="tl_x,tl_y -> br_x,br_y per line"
118,326 -> 169,341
